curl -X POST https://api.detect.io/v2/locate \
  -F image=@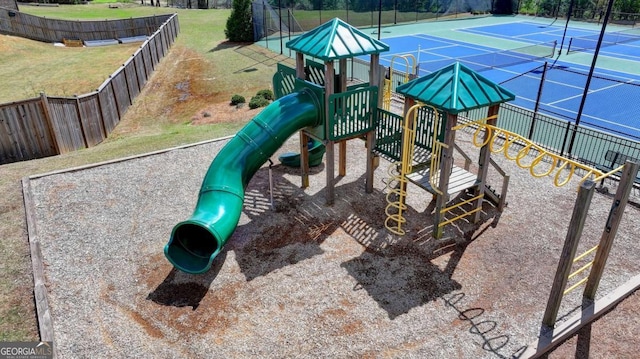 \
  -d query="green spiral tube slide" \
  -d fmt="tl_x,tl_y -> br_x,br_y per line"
164,89 -> 322,274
